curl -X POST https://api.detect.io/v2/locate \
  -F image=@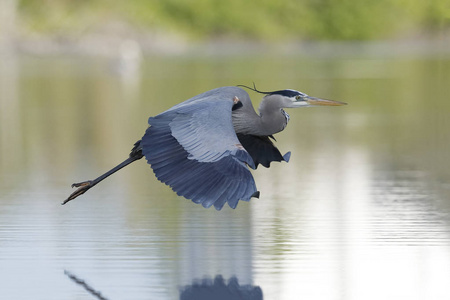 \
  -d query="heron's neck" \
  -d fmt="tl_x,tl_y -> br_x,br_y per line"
233,106 -> 288,136
258,108 -> 289,135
